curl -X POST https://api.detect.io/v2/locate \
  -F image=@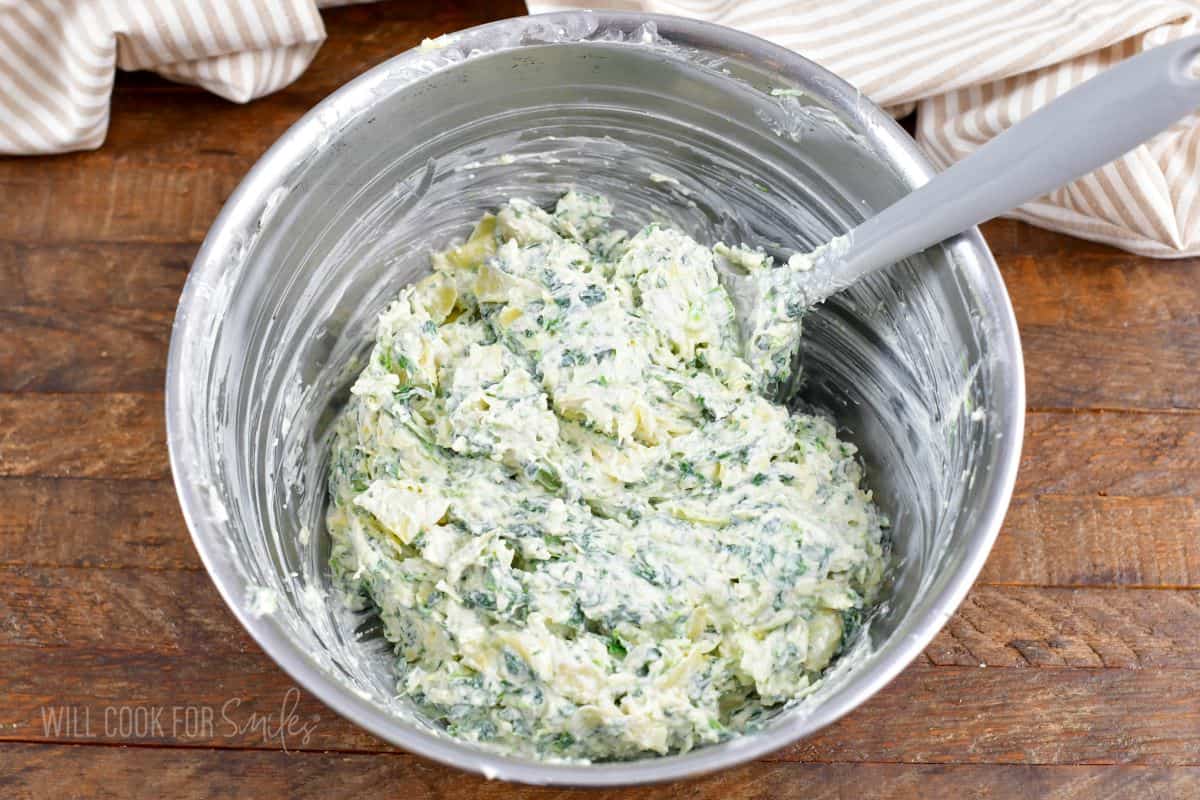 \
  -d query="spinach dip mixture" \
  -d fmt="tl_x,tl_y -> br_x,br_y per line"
326,192 -> 887,762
